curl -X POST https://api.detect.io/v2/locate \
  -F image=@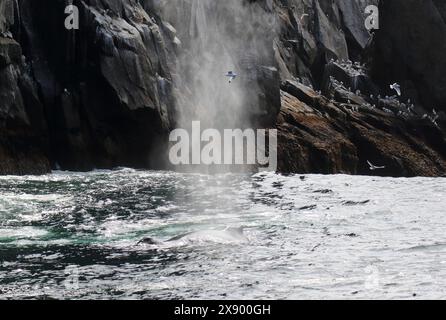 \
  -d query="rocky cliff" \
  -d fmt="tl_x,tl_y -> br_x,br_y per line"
0,0 -> 445,176
274,0 -> 446,176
